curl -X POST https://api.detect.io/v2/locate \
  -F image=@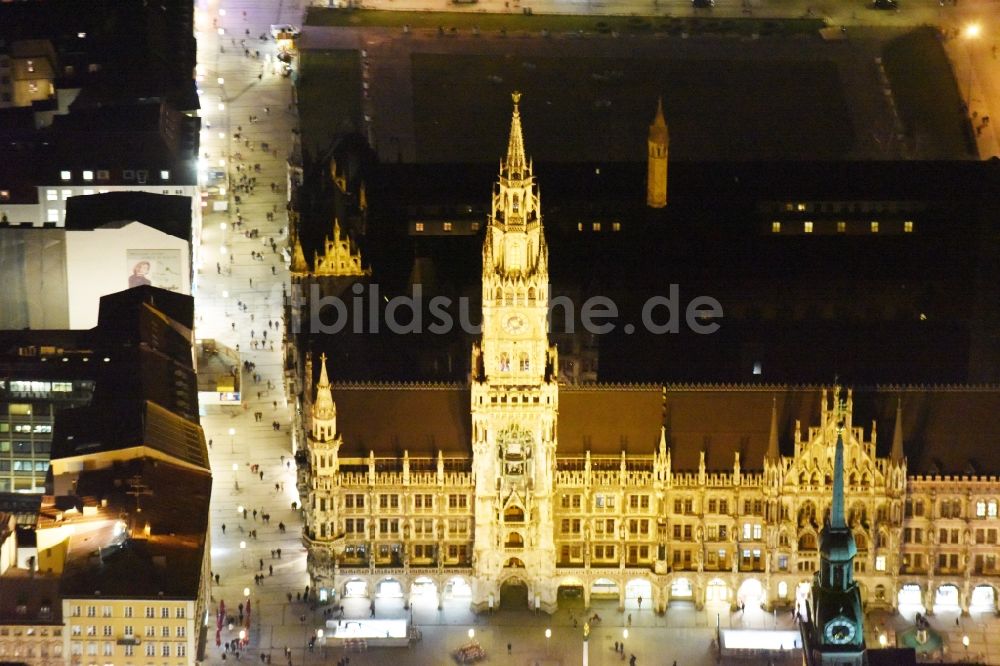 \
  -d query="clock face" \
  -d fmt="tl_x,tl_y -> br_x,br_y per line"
824,619 -> 856,645
503,313 -> 527,334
